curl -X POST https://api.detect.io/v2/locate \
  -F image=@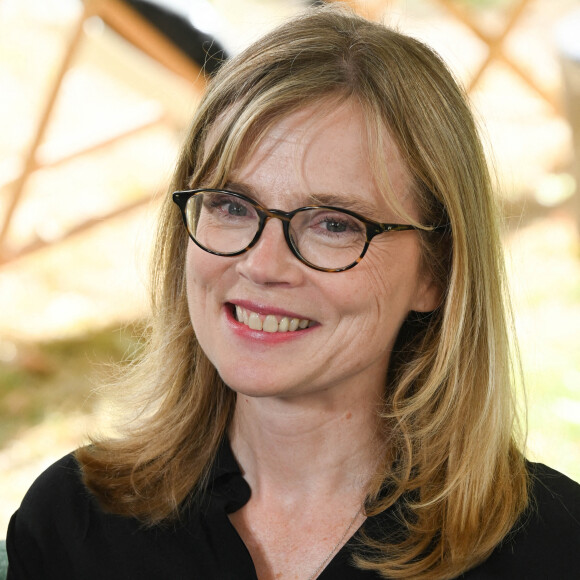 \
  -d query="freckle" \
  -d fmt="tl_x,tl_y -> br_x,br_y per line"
345,412 -> 352,420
